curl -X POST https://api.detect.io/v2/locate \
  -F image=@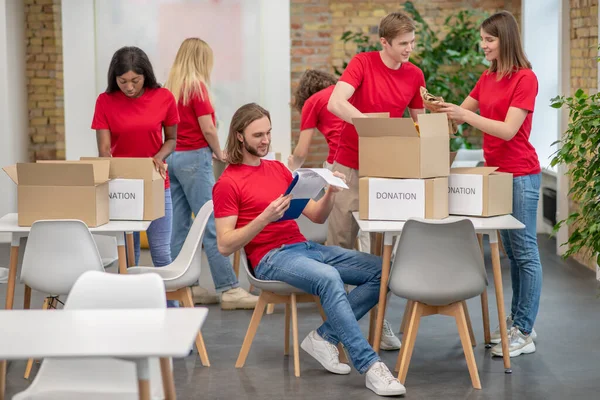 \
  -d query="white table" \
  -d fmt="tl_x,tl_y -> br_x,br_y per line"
353,213 -> 525,373
0,308 -> 208,400
0,213 -> 151,310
